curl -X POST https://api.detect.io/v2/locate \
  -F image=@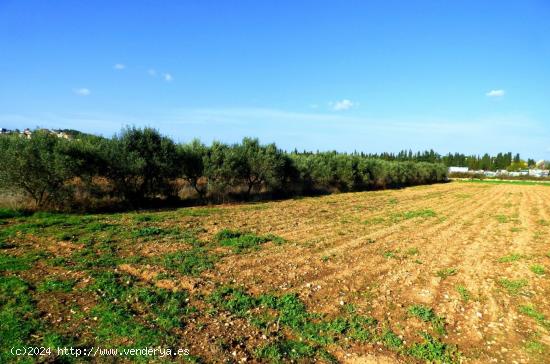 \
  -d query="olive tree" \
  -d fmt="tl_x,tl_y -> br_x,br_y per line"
0,131 -> 74,208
